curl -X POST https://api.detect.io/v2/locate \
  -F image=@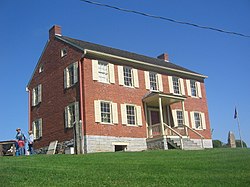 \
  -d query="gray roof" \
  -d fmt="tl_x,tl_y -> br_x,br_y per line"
56,35 -> 205,77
